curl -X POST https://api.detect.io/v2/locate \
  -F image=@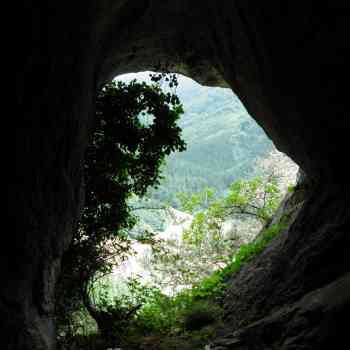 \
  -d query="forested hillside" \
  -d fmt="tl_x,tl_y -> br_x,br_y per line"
117,73 -> 274,208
